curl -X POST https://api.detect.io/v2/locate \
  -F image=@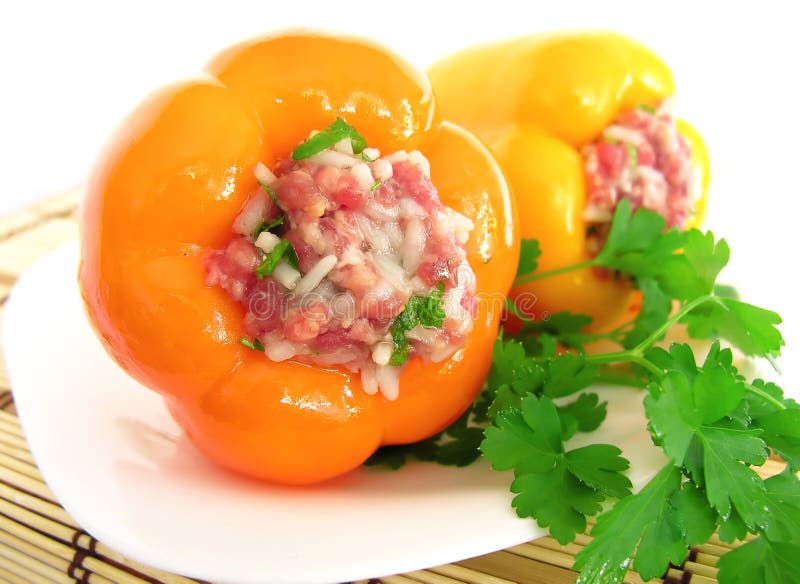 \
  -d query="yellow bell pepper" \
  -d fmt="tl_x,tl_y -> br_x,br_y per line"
429,32 -> 710,329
